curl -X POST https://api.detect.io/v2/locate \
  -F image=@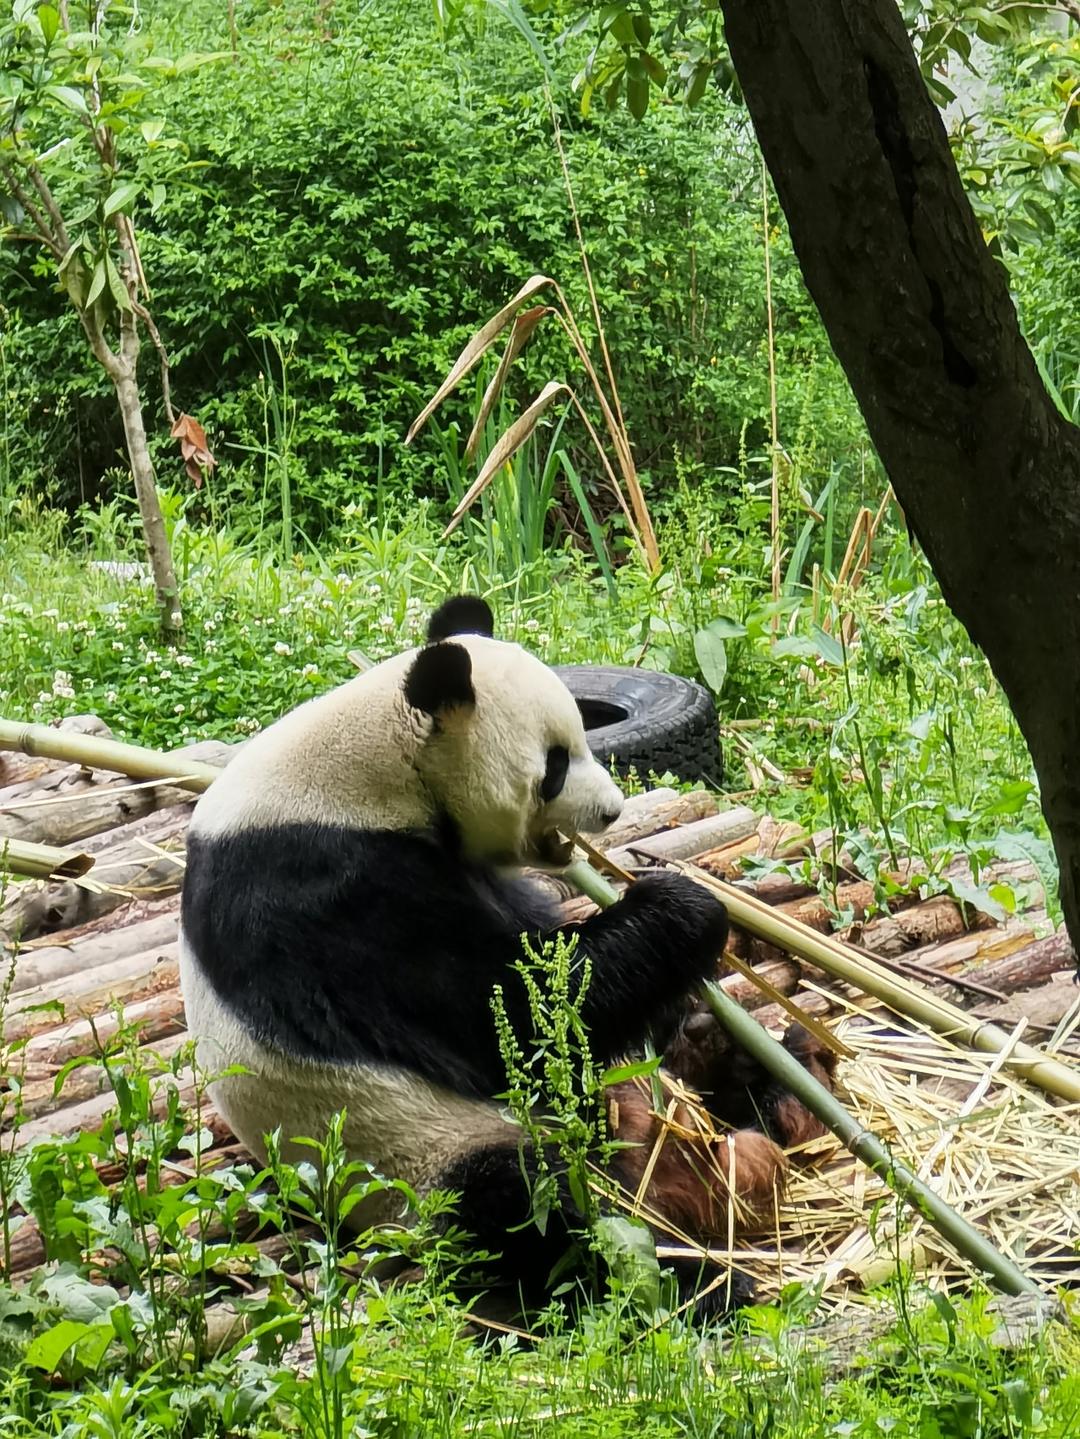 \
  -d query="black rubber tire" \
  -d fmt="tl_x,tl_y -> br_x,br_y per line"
552,665 -> 722,788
